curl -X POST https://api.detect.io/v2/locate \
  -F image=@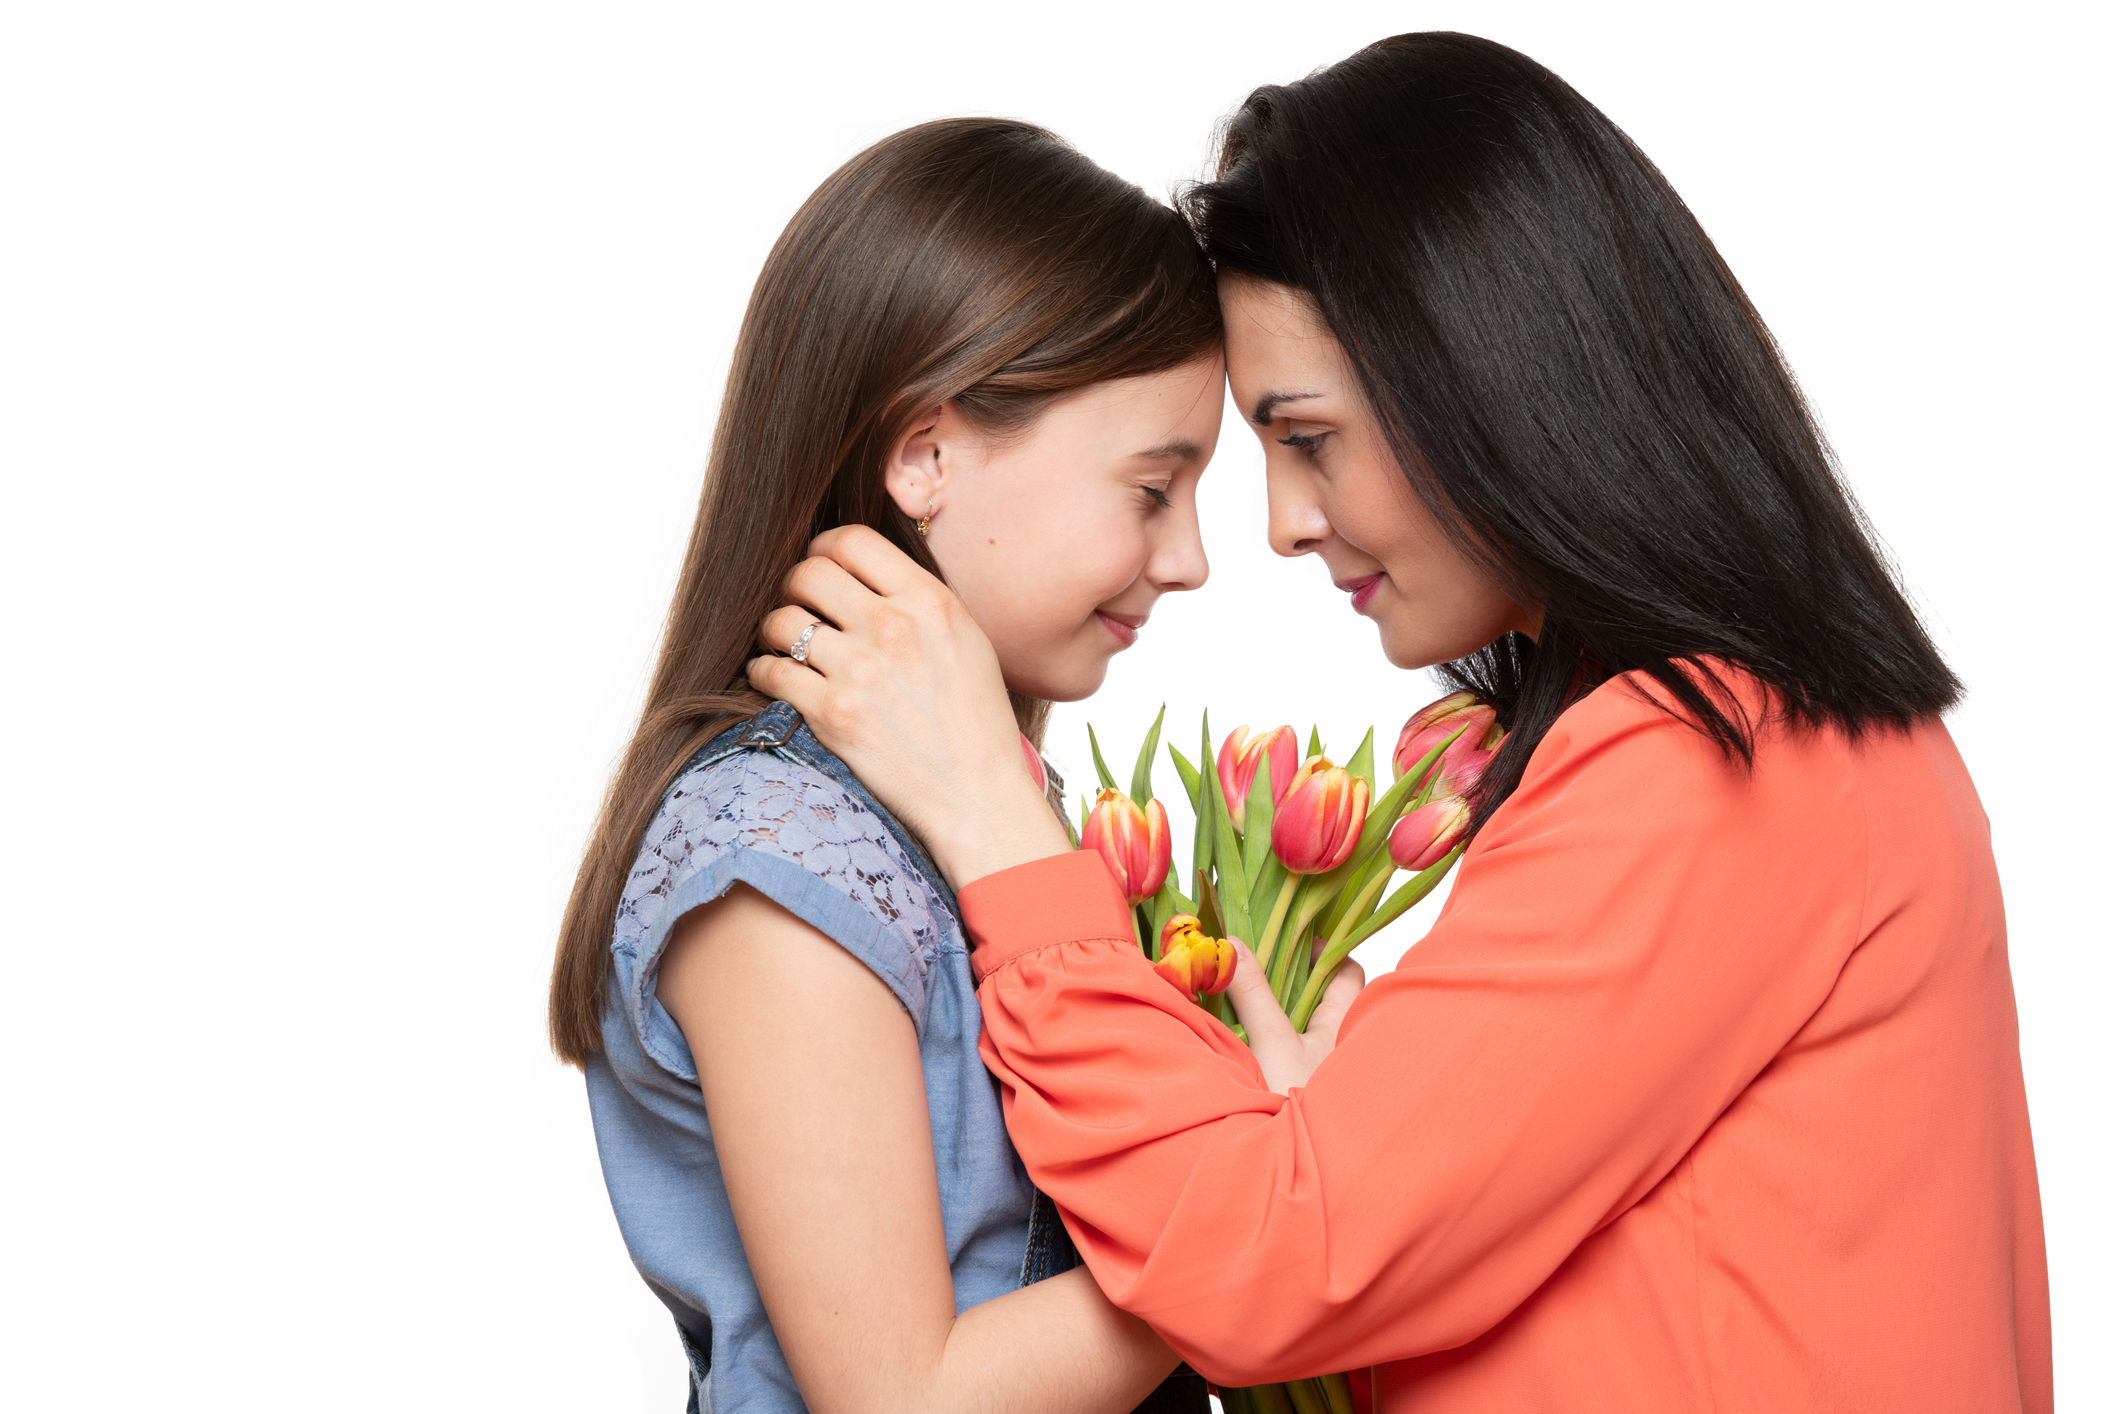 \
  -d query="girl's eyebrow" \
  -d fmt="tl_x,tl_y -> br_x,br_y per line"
1251,390 -> 1323,425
